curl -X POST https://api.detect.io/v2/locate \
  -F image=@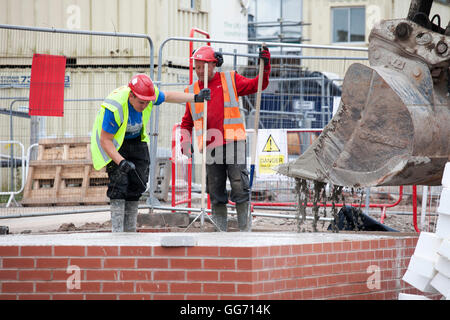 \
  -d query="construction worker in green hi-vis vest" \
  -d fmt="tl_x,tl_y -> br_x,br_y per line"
91,73 -> 210,232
